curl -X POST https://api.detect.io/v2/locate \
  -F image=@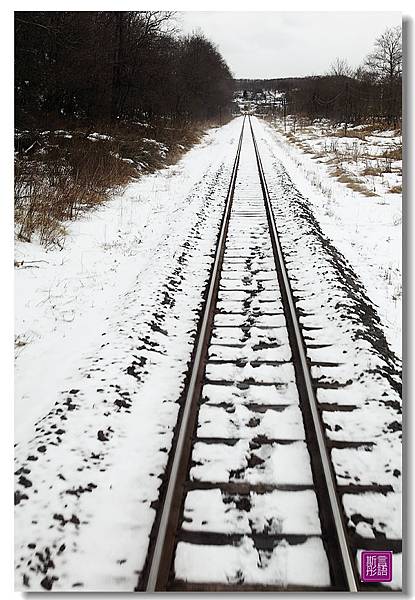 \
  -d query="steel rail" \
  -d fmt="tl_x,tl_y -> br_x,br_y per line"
145,116 -> 246,592
248,115 -> 358,592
